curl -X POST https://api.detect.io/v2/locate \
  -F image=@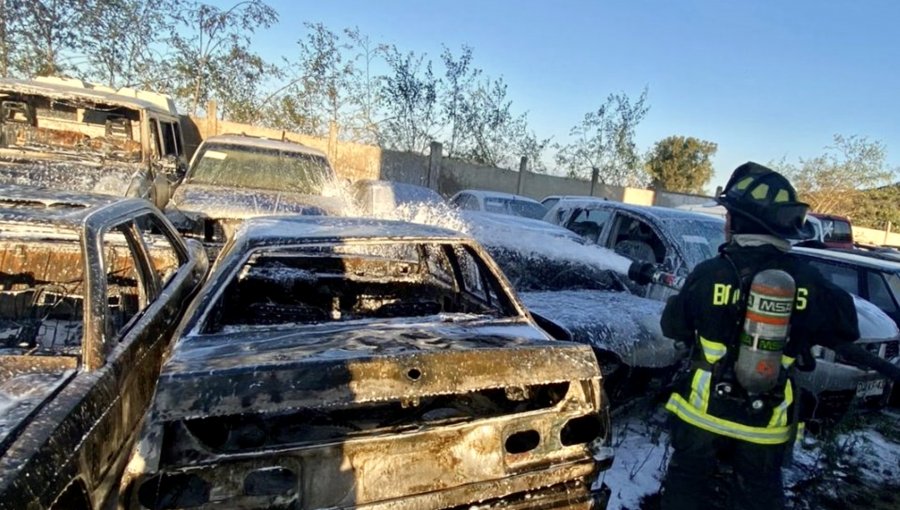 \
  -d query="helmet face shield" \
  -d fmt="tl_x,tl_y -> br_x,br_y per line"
770,202 -> 809,230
